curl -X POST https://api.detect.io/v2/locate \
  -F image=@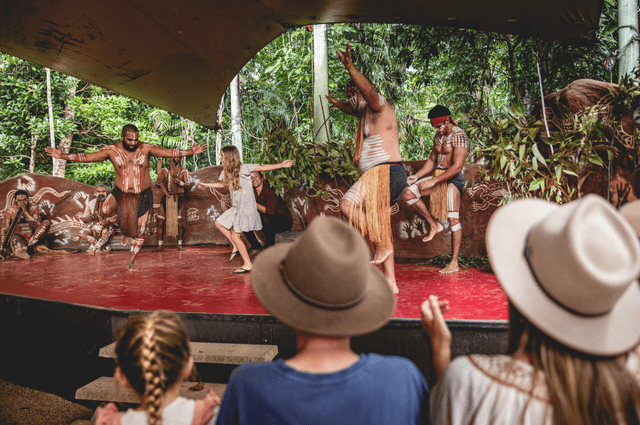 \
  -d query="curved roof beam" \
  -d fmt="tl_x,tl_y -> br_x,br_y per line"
0,0 -> 603,127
